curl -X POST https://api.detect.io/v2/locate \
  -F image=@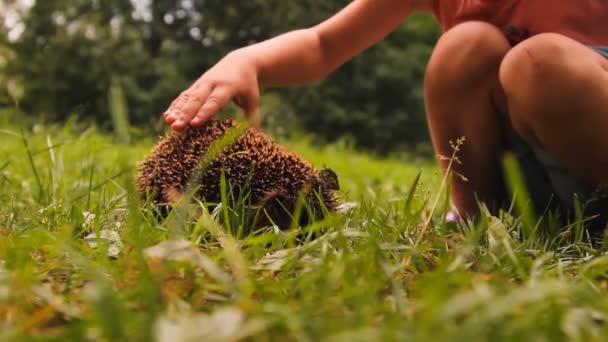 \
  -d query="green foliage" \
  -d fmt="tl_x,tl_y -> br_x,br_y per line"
0,1 -> 440,153
282,13 -> 441,154
2,114 -> 608,341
